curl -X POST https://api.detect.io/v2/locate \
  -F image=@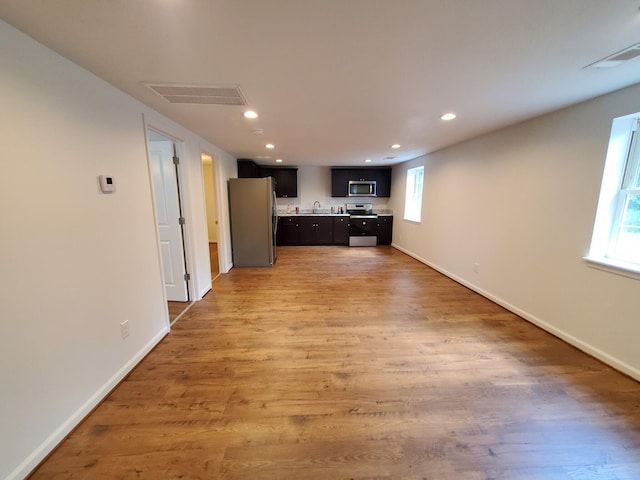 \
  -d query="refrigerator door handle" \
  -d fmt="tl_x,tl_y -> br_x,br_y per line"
272,190 -> 279,236
271,187 -> 278,265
